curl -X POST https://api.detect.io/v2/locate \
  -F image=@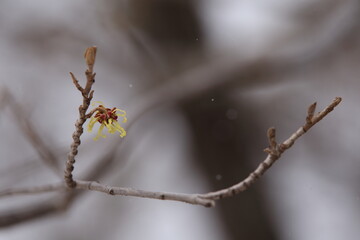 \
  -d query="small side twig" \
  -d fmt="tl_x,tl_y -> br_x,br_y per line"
64,46 -> 97,188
